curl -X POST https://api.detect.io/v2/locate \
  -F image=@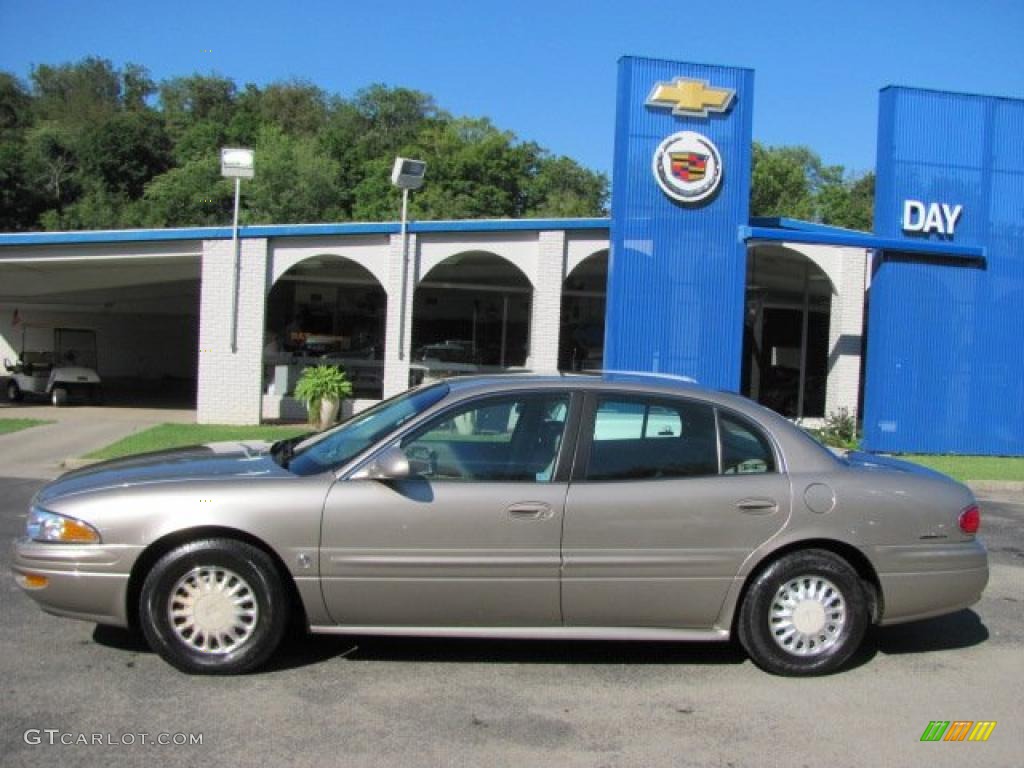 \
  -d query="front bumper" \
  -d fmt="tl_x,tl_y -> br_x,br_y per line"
11,538 -> 143,627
